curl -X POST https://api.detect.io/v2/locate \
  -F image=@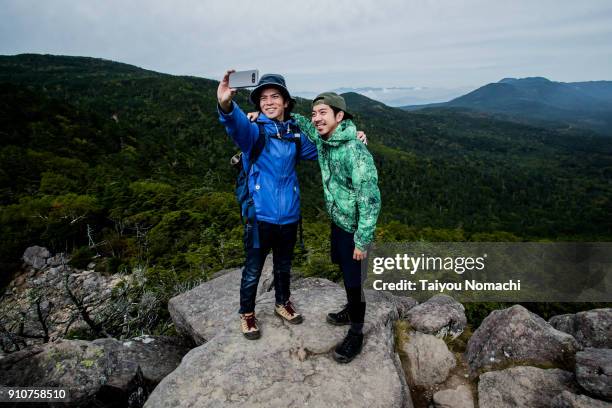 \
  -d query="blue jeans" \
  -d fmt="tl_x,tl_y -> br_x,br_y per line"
239,221 -> 298,314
